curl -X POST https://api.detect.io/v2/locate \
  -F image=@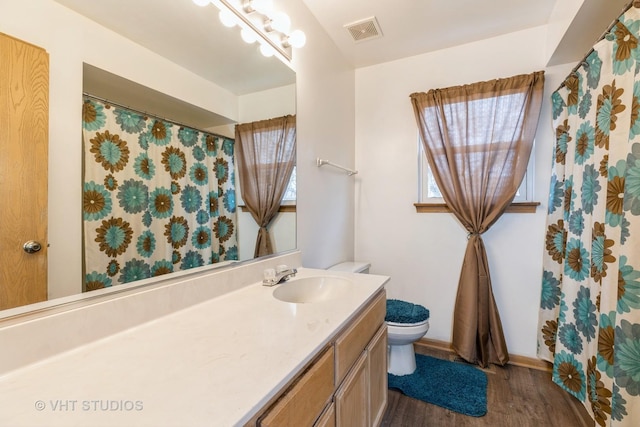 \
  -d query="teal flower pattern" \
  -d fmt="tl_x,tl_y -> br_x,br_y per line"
548,175 -> 564,214
147,120 -> 172,146
196,209 -> 210,225
83,181 -> 112,221
578,91 -> 592,119
222,138 -> 234,156
617,256 -> 640,314
137,230 -> 156,258
559,324 -> 583,354
189,163 -> 208,186
585,50 -> 602,89
575,122 -> 595,165
223,190 -> 236,213
117,179 -> 149,214
82,97 -> 237,296
614,319 -> 640,396
82,99 -> 106,131
551,91 -> 566,120
624,143 -> 640,215
192,226 -> 211,250
181,185 -> 202,213
540,270 -> 561,310
134,153 -> 155,180
151,260 -> 173,277
630,83 -> 640,139
192,145 -> 206,161
114,108 -> 146,133
178,127 -> 199,147
85,271 -> 112,291
553,350 -> 587,401
565,238 -> 590,281
569,209 -> 585,236
581,165 -> 601,215
119,259 -> 150,283
573,286 -> 597,342
181,251 -> 204,270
